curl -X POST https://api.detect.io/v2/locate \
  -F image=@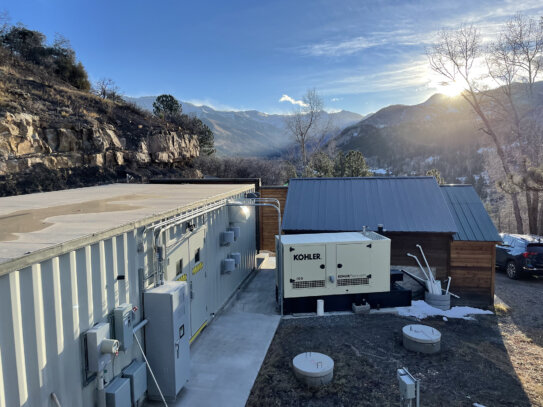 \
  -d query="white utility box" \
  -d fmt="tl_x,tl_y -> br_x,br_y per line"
143,281 -> 190,401
276,232 -> 391,299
